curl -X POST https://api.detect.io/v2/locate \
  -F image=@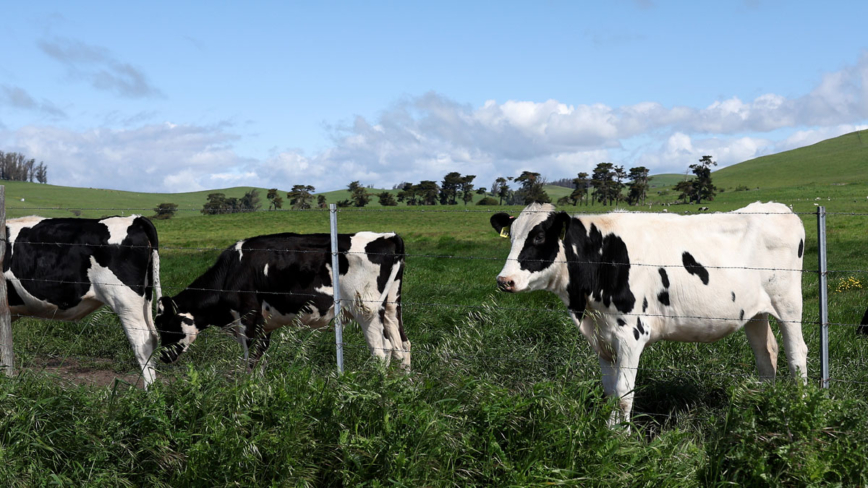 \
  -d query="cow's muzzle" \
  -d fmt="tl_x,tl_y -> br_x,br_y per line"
160,344 -> 183,364
497,276 -> 516,293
